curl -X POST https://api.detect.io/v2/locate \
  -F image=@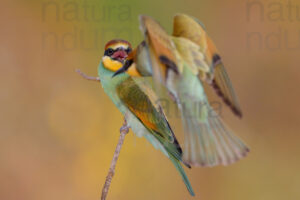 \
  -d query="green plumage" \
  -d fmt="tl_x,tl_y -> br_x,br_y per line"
98,62 -> 195,196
